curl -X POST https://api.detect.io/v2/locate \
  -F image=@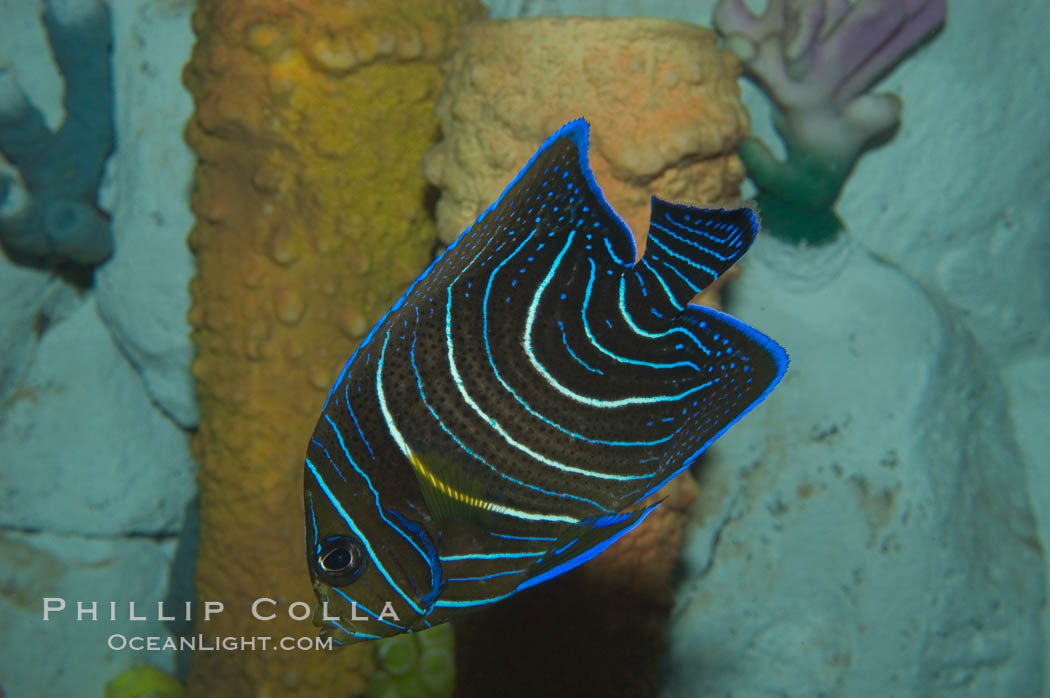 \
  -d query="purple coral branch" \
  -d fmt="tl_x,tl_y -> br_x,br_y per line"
837,0 -> 947,105
715,0 -> 946,116
712,0 -> 947,242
